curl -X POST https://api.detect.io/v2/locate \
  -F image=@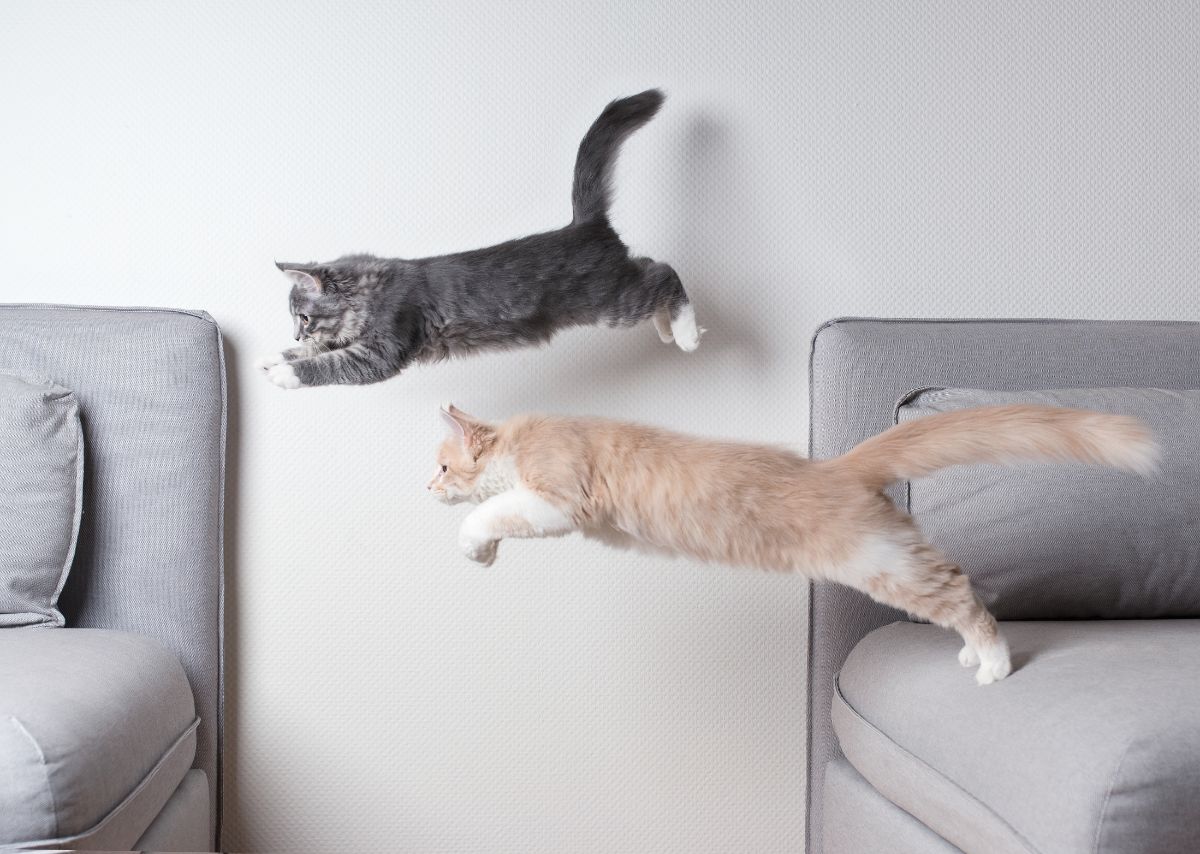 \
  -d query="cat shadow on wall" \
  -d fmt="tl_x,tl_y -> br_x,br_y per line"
664,111 -> 770,366
512,110 -> 769,409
